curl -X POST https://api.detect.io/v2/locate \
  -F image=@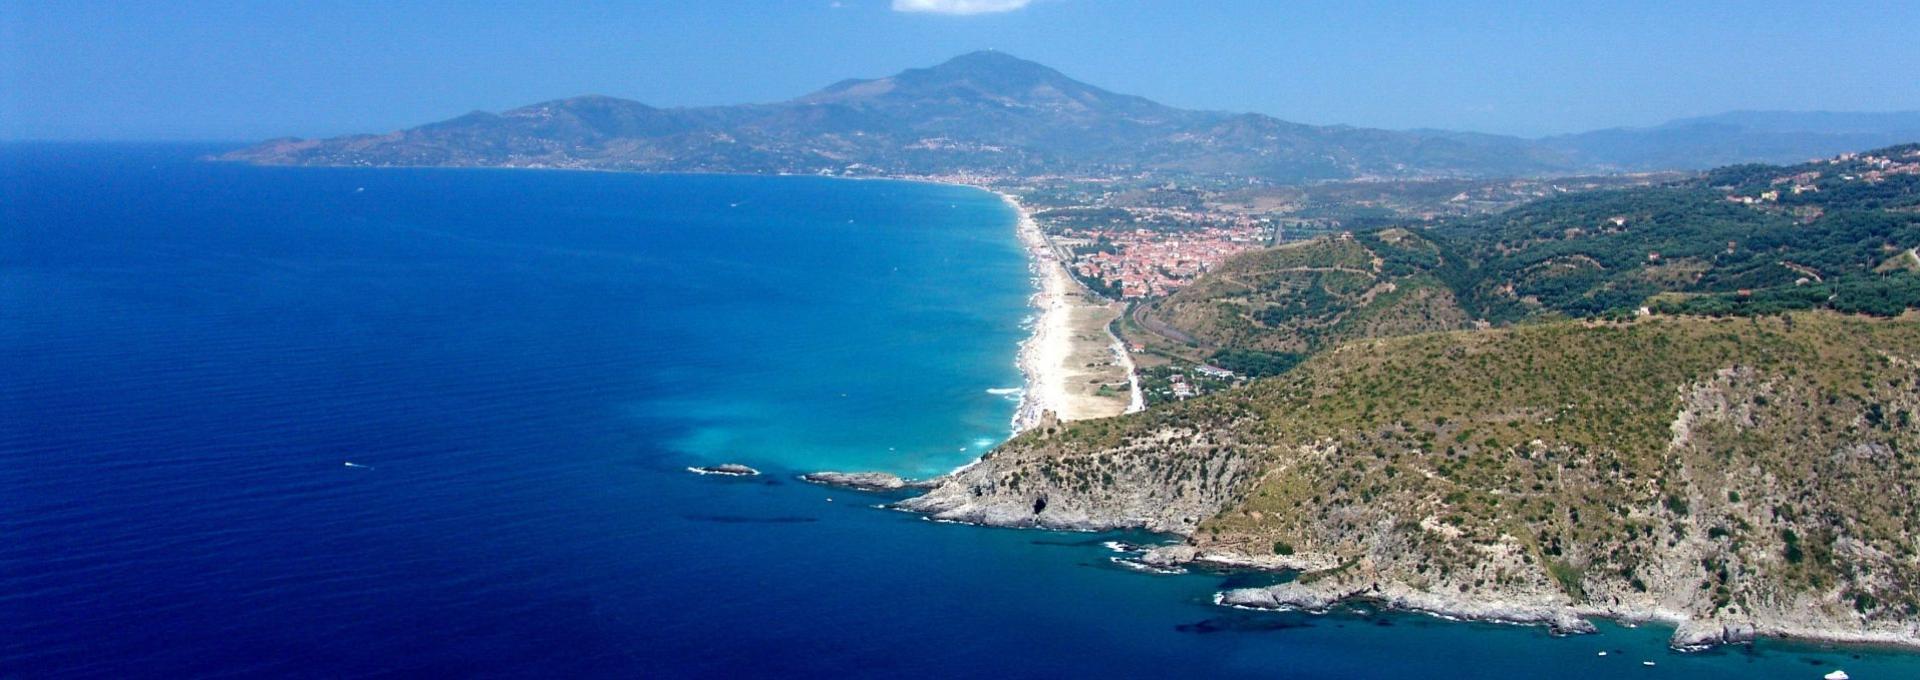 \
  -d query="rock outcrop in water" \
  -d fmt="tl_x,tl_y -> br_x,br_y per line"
800,471 -> 932,492
687,463 -> 760,477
